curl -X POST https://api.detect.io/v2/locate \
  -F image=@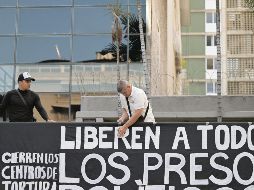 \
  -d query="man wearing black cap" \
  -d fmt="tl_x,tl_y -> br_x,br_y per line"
0,72 -> 53,122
